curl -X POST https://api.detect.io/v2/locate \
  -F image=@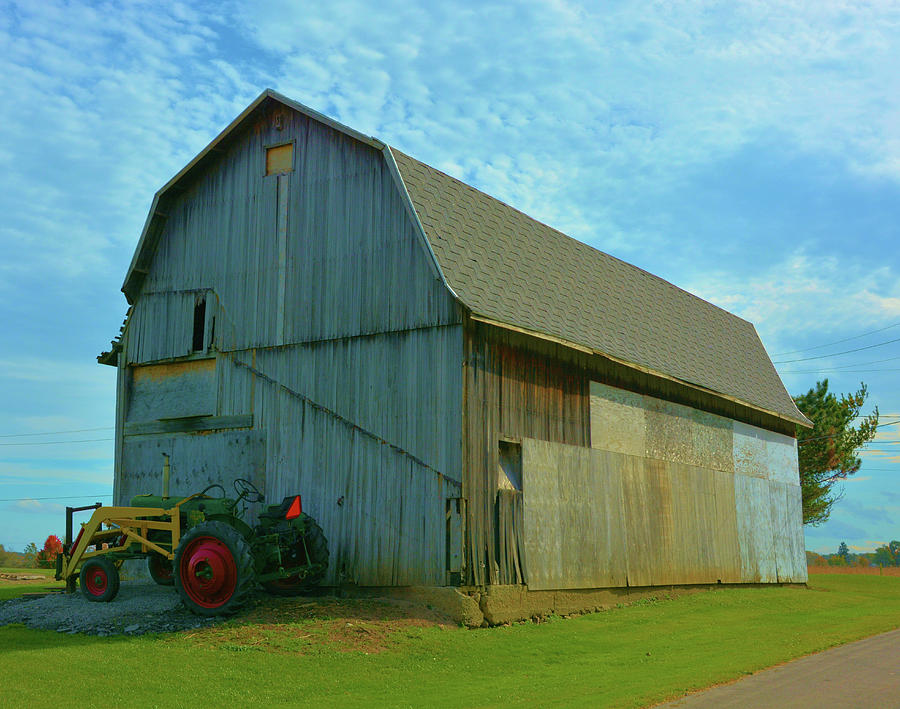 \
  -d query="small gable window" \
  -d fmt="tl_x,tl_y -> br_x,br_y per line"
266,143 -> 294,175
